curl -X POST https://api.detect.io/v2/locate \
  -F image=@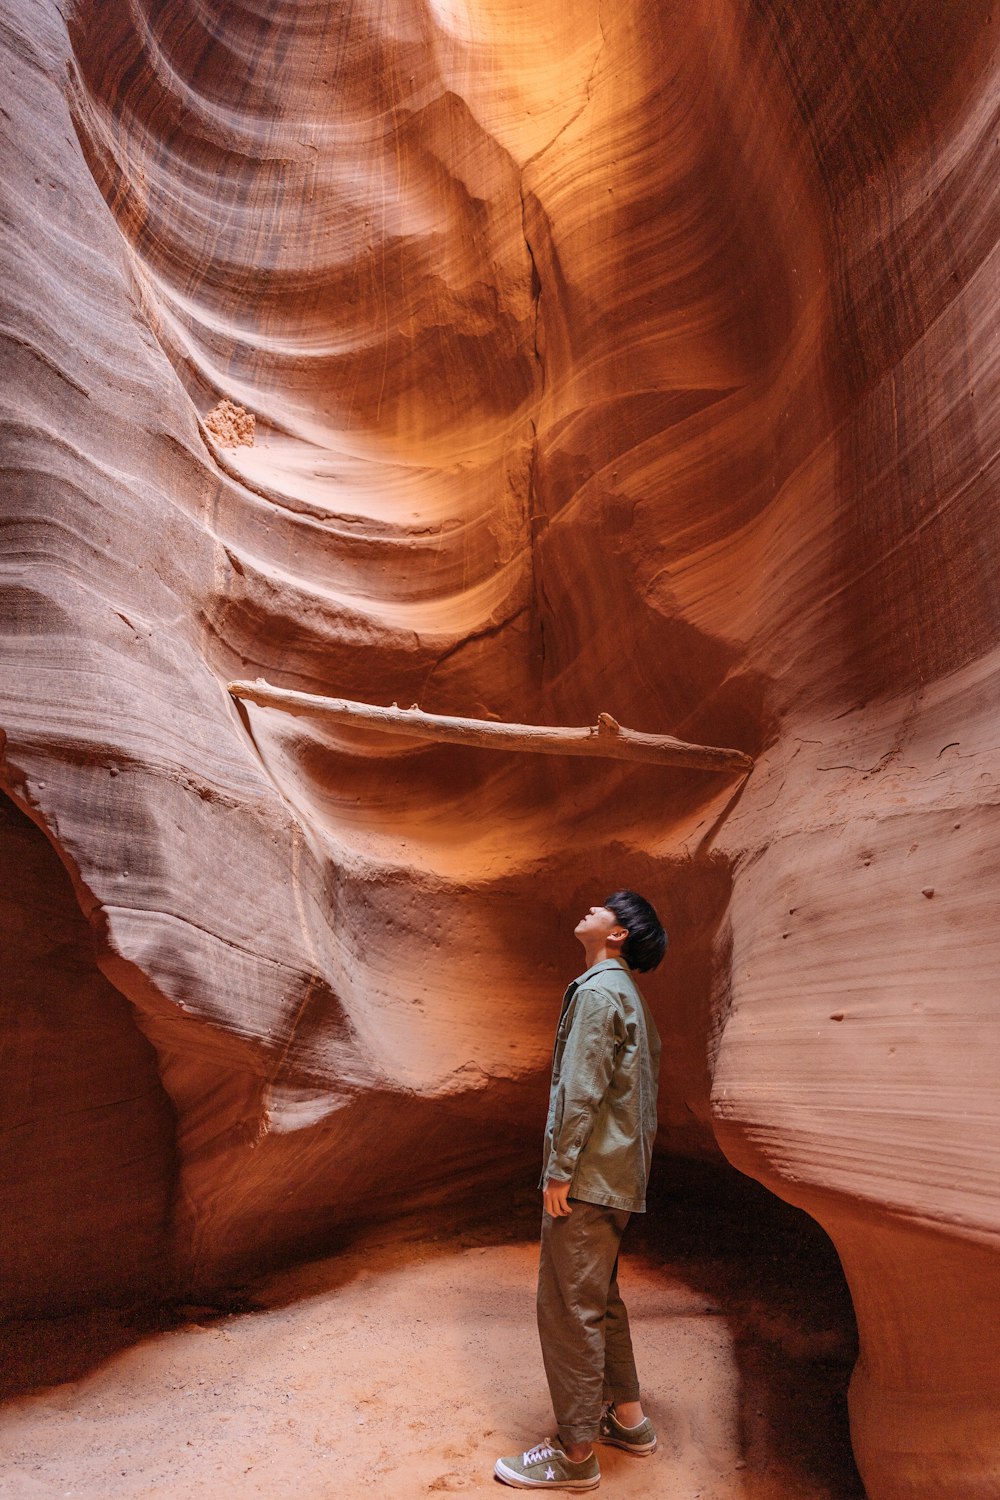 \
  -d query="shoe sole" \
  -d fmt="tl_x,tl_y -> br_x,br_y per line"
597,1434 -> 657,1456
494,1457 -> 601,1490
